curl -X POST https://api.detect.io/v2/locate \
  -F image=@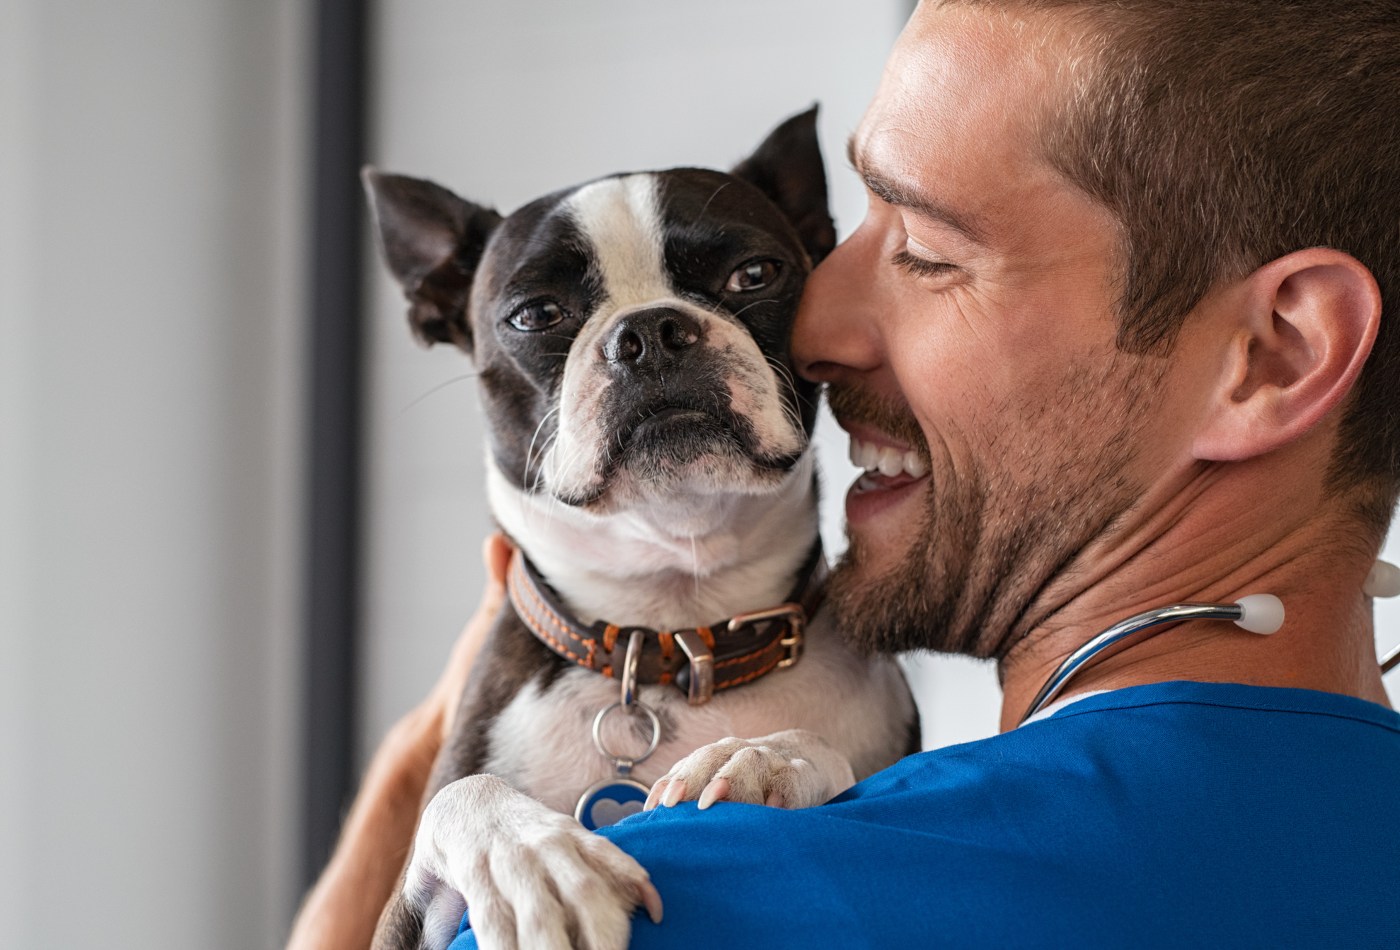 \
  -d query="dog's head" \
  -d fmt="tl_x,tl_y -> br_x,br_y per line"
364,108 -> 834,513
